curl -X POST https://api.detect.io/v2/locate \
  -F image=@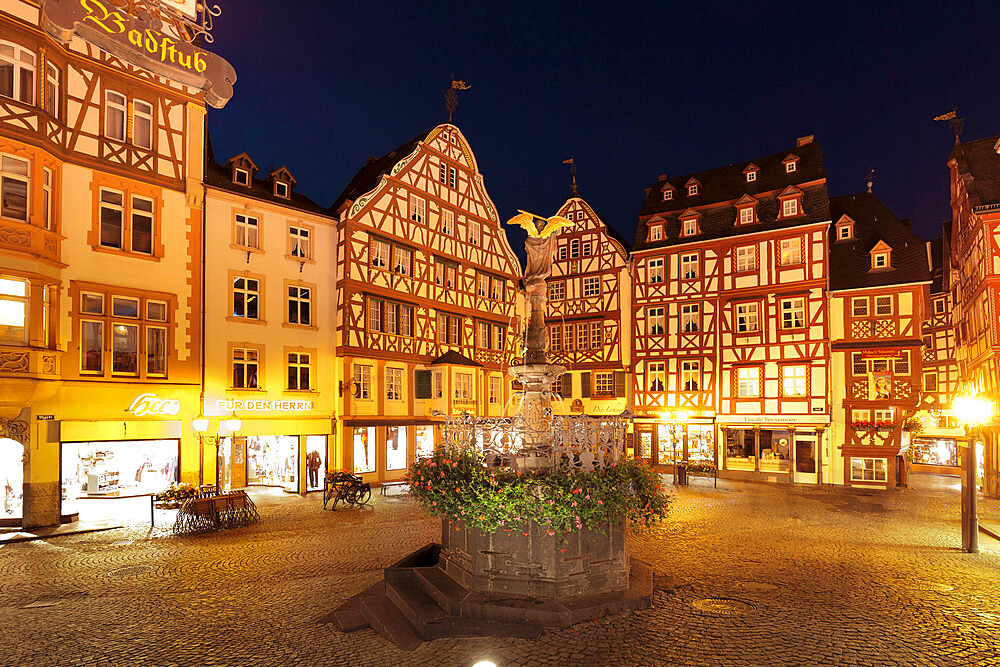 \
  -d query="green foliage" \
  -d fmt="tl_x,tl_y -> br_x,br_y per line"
406,450 -> 670,536
153,482 -> 198,502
